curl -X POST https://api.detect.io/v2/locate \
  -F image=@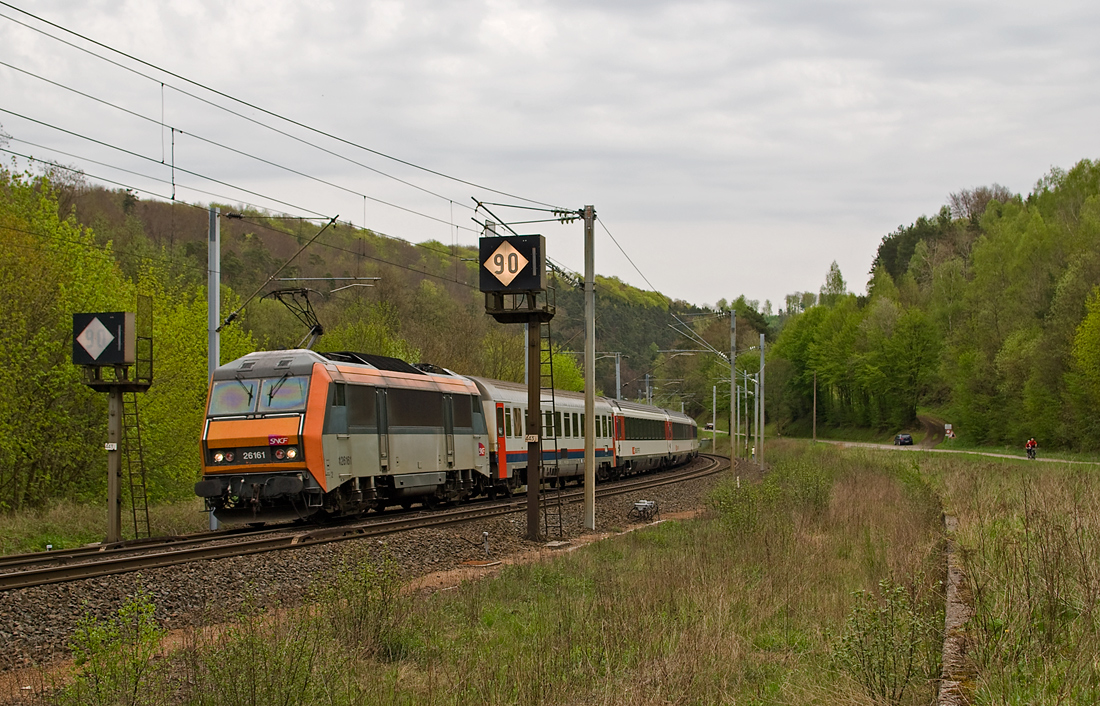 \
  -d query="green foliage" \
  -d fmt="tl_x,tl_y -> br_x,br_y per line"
319,551 -> 407,659
774,158 -> 1100,450
0,168 -> 134,510
56,591 -> 167,706
833,577 -> 940,706
321,300 -> 420,362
